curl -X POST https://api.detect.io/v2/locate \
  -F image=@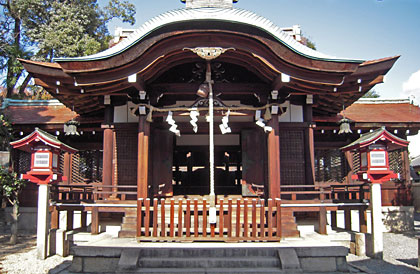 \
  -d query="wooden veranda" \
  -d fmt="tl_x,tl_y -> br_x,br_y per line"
49,181 -> 376,242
